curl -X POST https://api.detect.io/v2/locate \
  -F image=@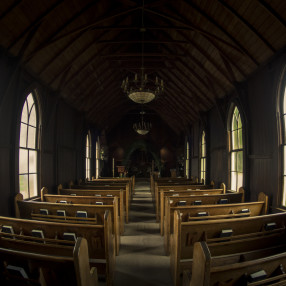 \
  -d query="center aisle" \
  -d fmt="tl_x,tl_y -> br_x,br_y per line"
114,178 -> 173,286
